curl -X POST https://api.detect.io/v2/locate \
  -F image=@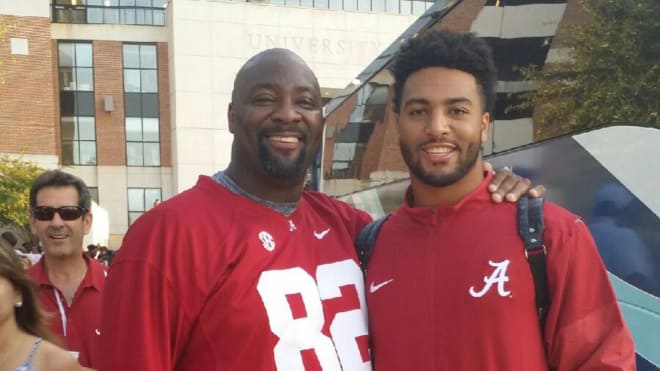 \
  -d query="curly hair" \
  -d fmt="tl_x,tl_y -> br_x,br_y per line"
390,29 -> 497,115
0,245 -> 60,345
29,170 -> 91,211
